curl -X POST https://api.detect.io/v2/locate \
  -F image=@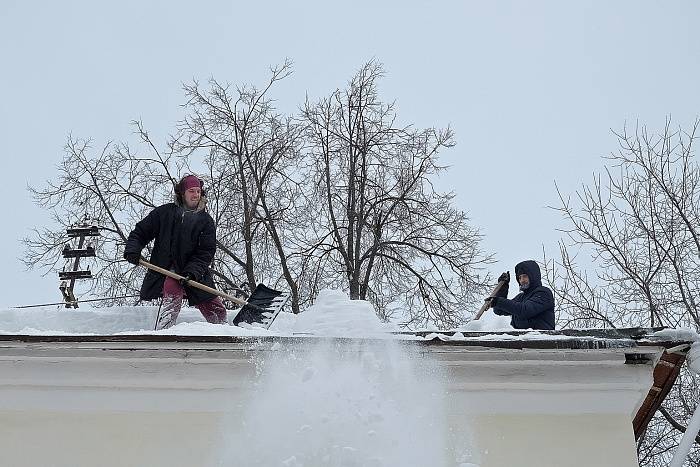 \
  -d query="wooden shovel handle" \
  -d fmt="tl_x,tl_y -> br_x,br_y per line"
474,280 -> 507,320
139,259 -> 248,307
